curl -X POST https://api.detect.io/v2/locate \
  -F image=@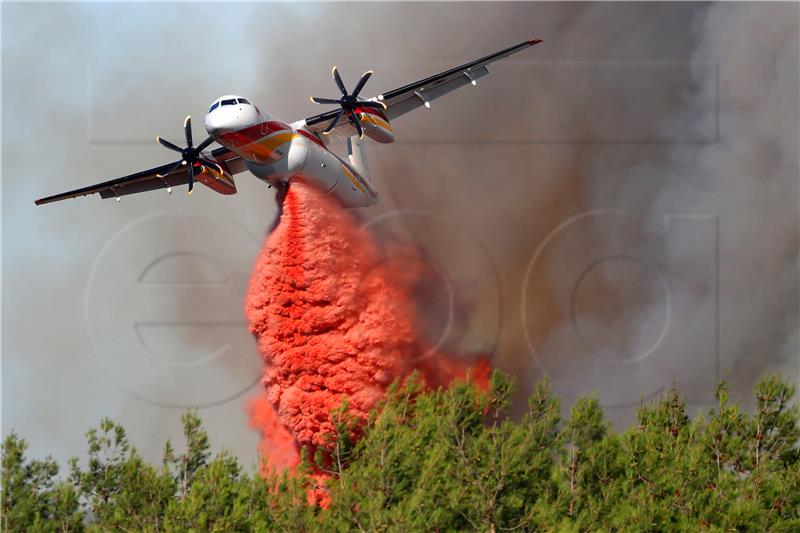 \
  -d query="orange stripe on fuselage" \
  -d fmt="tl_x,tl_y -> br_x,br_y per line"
248,132 -> 295,160
220,121 -> 294,161
220,120 -> 327,161
220,120 -> 291,147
